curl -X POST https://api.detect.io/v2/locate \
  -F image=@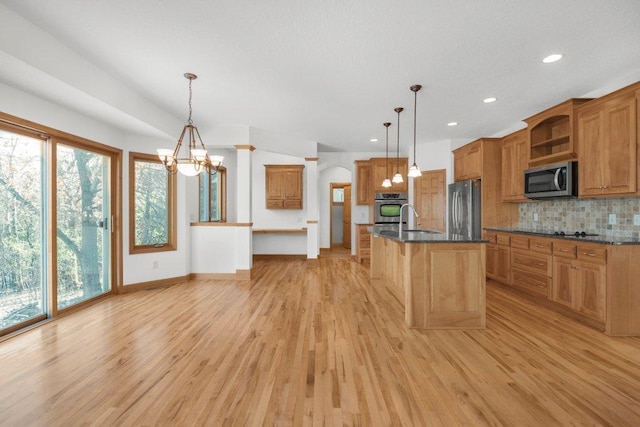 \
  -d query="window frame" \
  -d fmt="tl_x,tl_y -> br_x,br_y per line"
129,151 -> 177,254
198,166 -> 227,222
